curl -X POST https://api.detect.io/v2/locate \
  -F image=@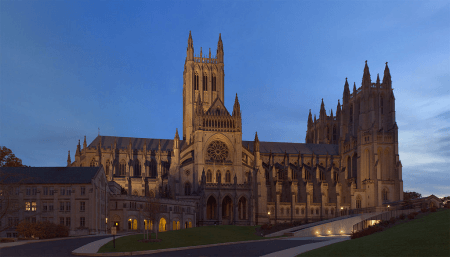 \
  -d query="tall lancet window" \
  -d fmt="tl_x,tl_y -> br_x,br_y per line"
212,74 -> 216,91
350,105 -> 353,123
134,160 -> 141,177
203,74 -> 208,91
380,97 -> 384,115
194,73 -> 199,90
